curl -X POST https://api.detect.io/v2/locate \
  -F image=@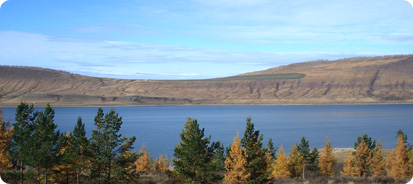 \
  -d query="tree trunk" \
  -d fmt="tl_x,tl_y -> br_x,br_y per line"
76,173 -> 79,184
37,164 -> 40,182
20,161 -> 24,184
45,171 -> 47,184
